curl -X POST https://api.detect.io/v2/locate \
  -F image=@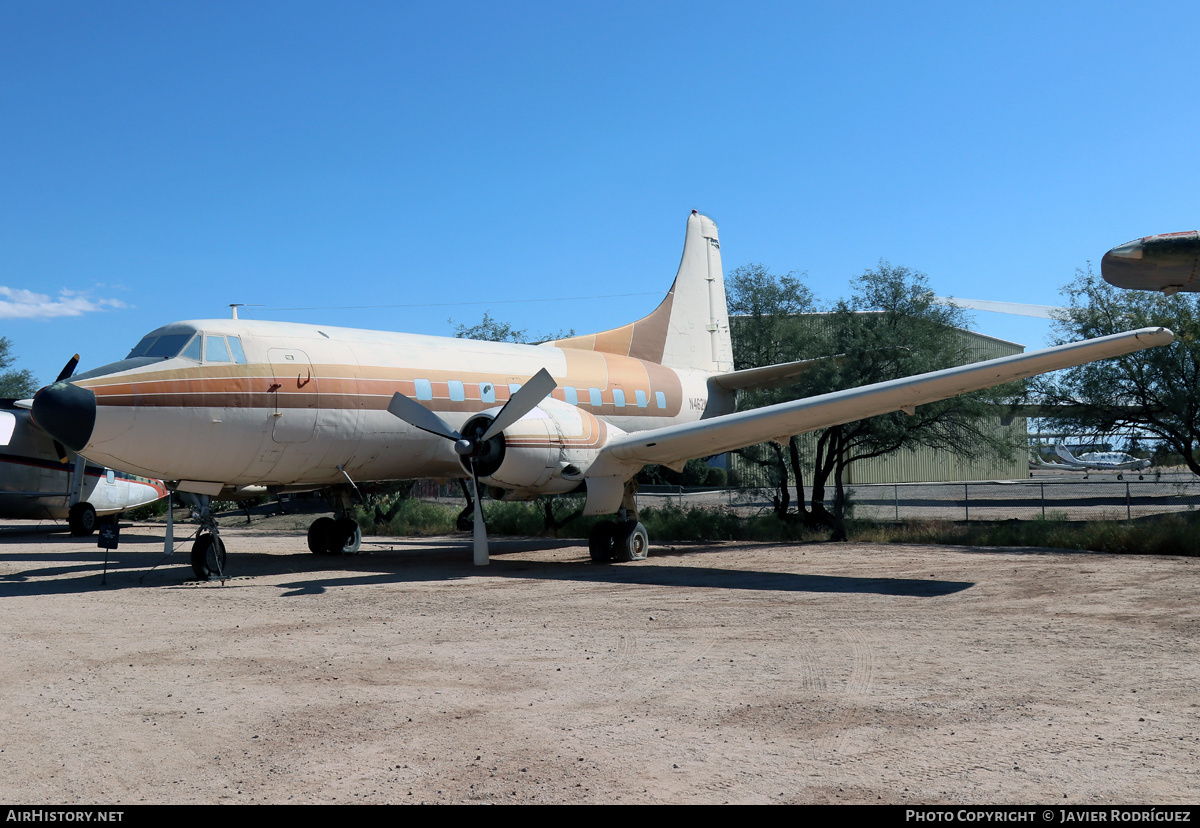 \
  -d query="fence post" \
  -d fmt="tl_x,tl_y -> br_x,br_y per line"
1126,481 -> 1131,521
1041,481 -> 1045,519
964,483 -> 970,522
894,483 -> 899,521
